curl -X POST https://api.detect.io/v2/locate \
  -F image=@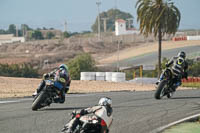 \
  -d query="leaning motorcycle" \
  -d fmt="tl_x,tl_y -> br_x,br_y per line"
61,112 -> 110,133
32,79 -> 64,111
154,68 -> 178,99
